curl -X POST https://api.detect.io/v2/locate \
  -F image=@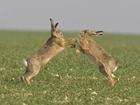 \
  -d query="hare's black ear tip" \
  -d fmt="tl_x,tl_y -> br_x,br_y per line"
99,31 -> 104,33
100,31 -> 104,34
97,31 -> 104,35
101,31 -> 105,35
50,18 -> 52,21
